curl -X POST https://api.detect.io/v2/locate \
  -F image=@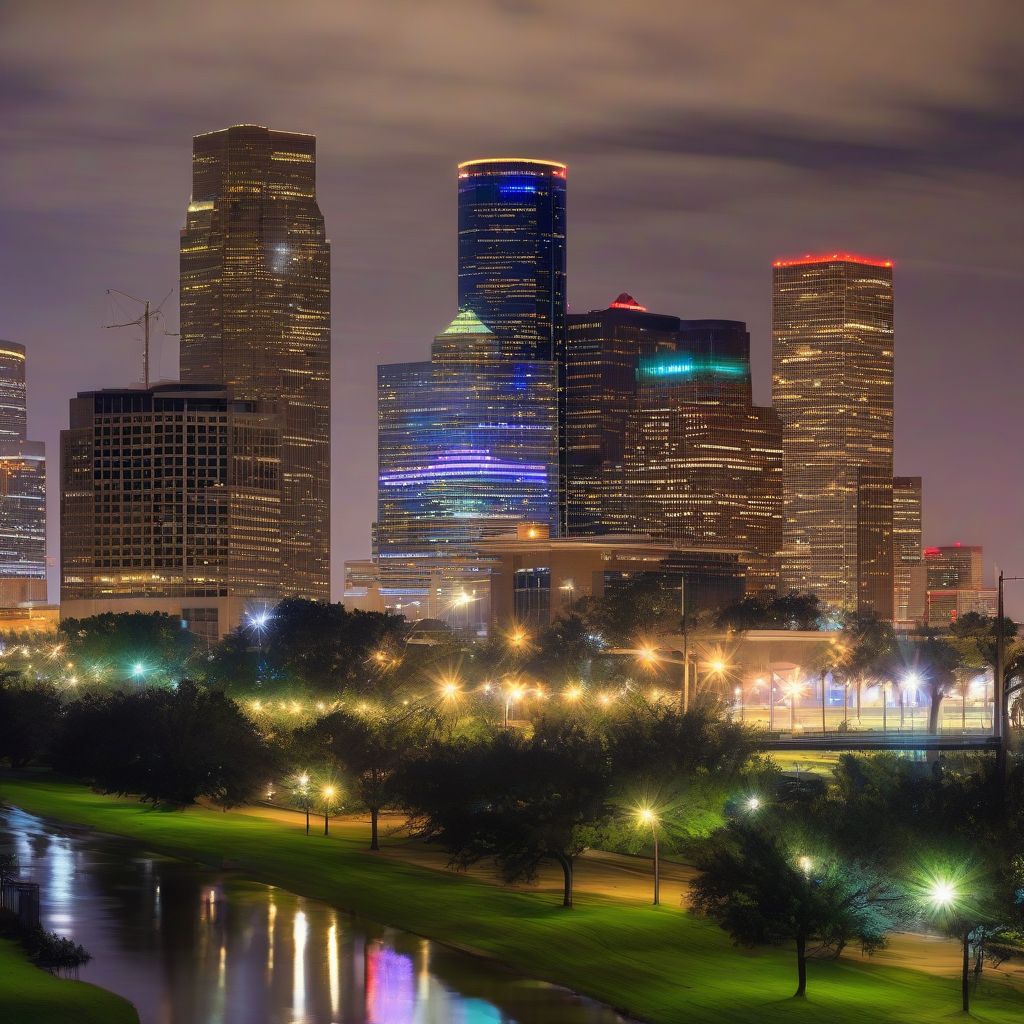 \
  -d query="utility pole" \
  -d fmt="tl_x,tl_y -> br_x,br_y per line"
995,573 -> 1021,781
105,289 -> 174,388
